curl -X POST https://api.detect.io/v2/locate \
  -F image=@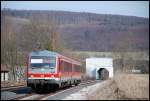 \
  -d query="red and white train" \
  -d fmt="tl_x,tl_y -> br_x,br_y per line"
27,50 -> 82,91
